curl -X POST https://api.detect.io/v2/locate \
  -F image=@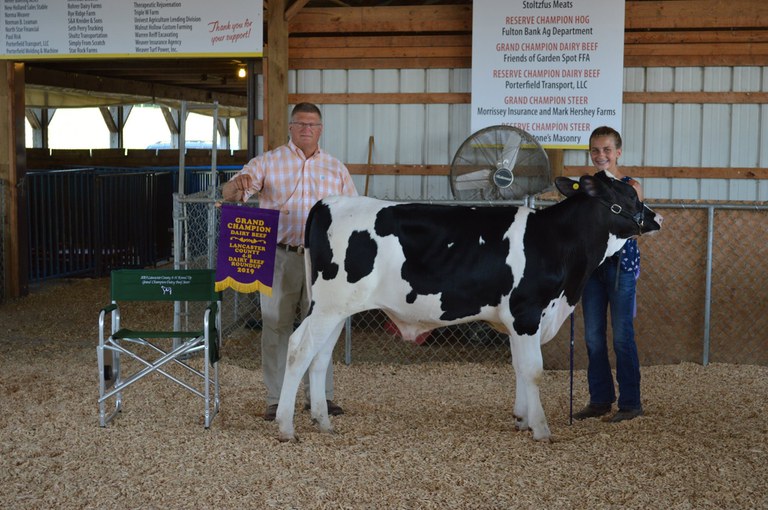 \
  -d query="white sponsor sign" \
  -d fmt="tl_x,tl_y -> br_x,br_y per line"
471,0 -> 624,148
1,0 -> 262,59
